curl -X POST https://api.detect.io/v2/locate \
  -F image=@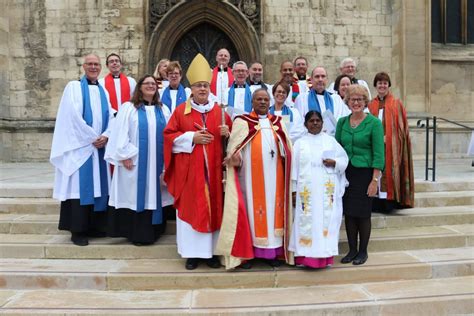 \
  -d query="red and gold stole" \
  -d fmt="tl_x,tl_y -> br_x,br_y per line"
250,118 -> 285,246
104,73 -> 131,111
210,66 -> 234,95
